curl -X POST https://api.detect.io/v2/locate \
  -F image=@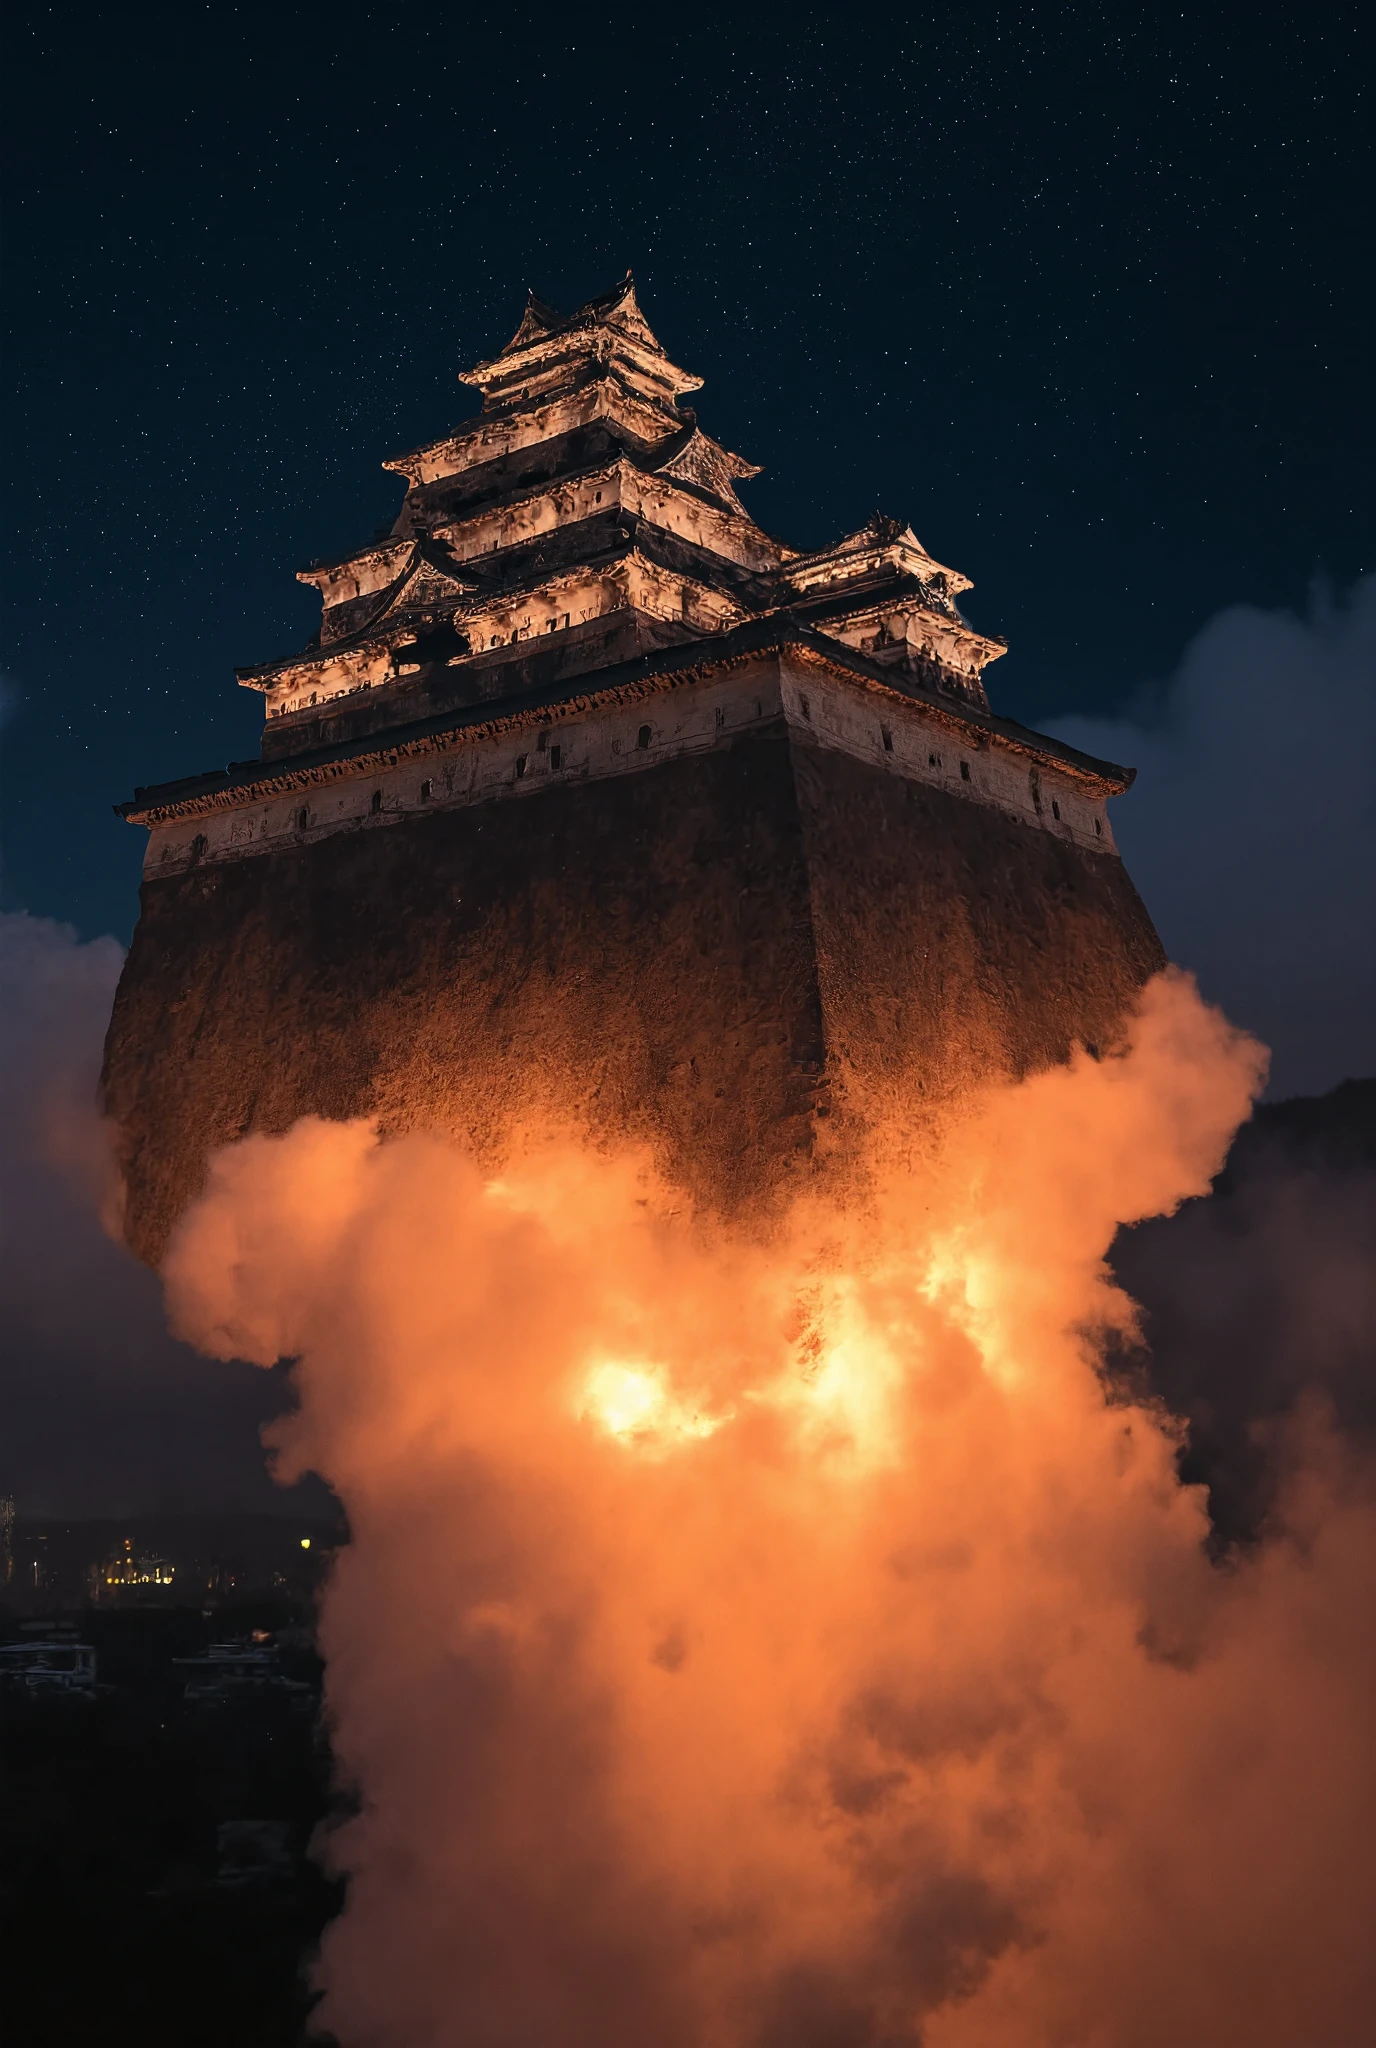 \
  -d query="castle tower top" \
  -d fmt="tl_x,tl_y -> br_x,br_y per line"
110,271 -> 1154,1274
462,272 -> 704,412
232,277 -> 1007,762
